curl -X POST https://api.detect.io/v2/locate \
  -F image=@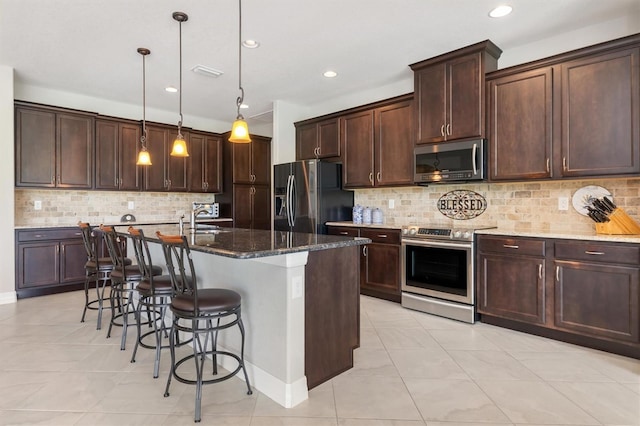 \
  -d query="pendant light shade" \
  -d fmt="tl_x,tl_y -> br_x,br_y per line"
171,11 -> 189,157
229,0 -> 251,143
136,47 -> 152,166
